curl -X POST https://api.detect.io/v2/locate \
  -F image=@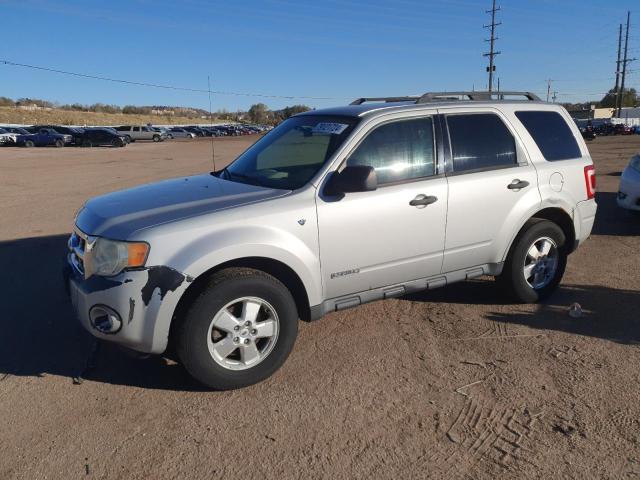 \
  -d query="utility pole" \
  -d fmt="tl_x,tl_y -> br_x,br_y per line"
552,91 -> 558,103
614,23 -> 623,116
619,11 -> 636,117
483,0 -> 501,92
545,79 -> 554,102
